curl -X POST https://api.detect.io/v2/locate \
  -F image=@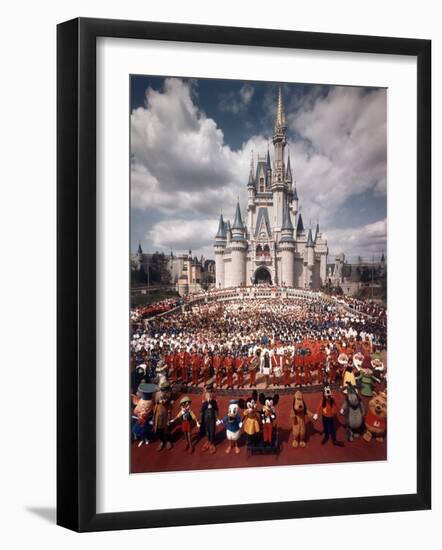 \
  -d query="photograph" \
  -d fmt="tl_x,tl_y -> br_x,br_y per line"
129,76 -> 388,474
